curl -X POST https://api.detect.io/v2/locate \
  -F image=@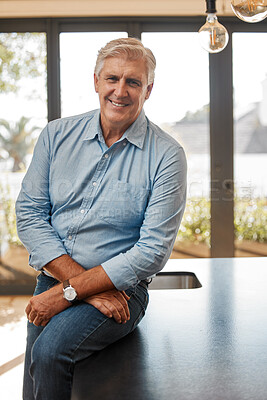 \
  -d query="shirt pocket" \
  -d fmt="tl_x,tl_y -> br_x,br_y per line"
96,179 -> 150,228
